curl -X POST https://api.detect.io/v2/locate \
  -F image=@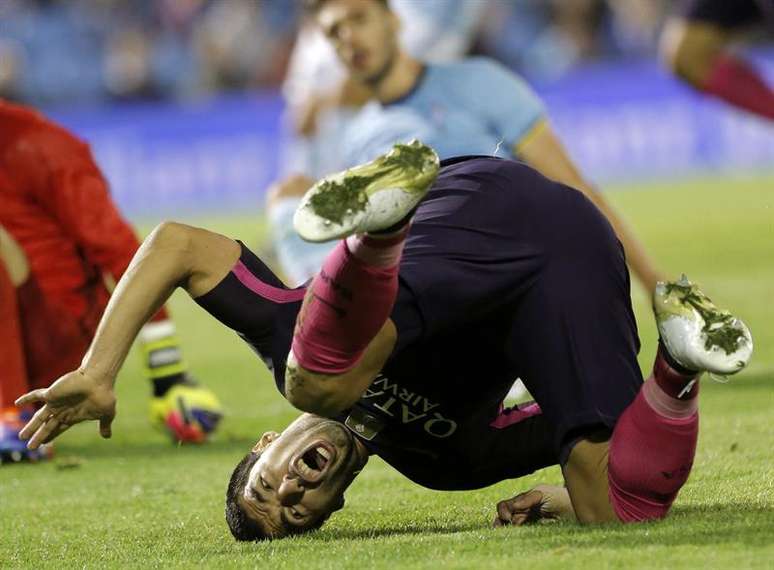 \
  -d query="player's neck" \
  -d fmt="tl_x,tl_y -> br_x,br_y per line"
372,53 -> 423,105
